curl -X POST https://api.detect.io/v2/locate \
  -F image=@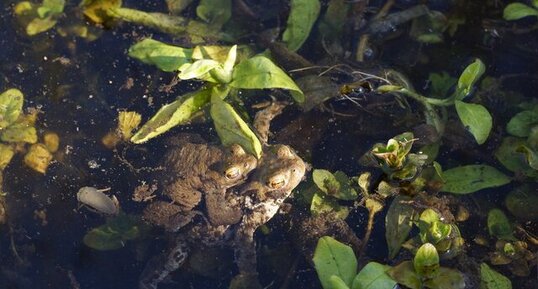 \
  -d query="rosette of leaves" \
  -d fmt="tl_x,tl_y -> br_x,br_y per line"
14,0 -> 65,36
128,40 -> 303,158
368,132 -> 427,181
402,209 -> 464,260
0,89 -> 55,174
